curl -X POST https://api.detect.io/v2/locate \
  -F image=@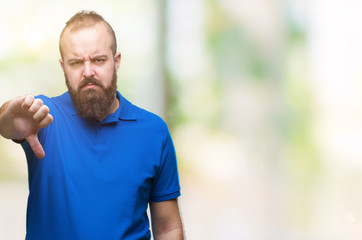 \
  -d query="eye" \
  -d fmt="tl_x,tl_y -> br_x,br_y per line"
93,58 -> 106,64
69,60 -> 82,66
